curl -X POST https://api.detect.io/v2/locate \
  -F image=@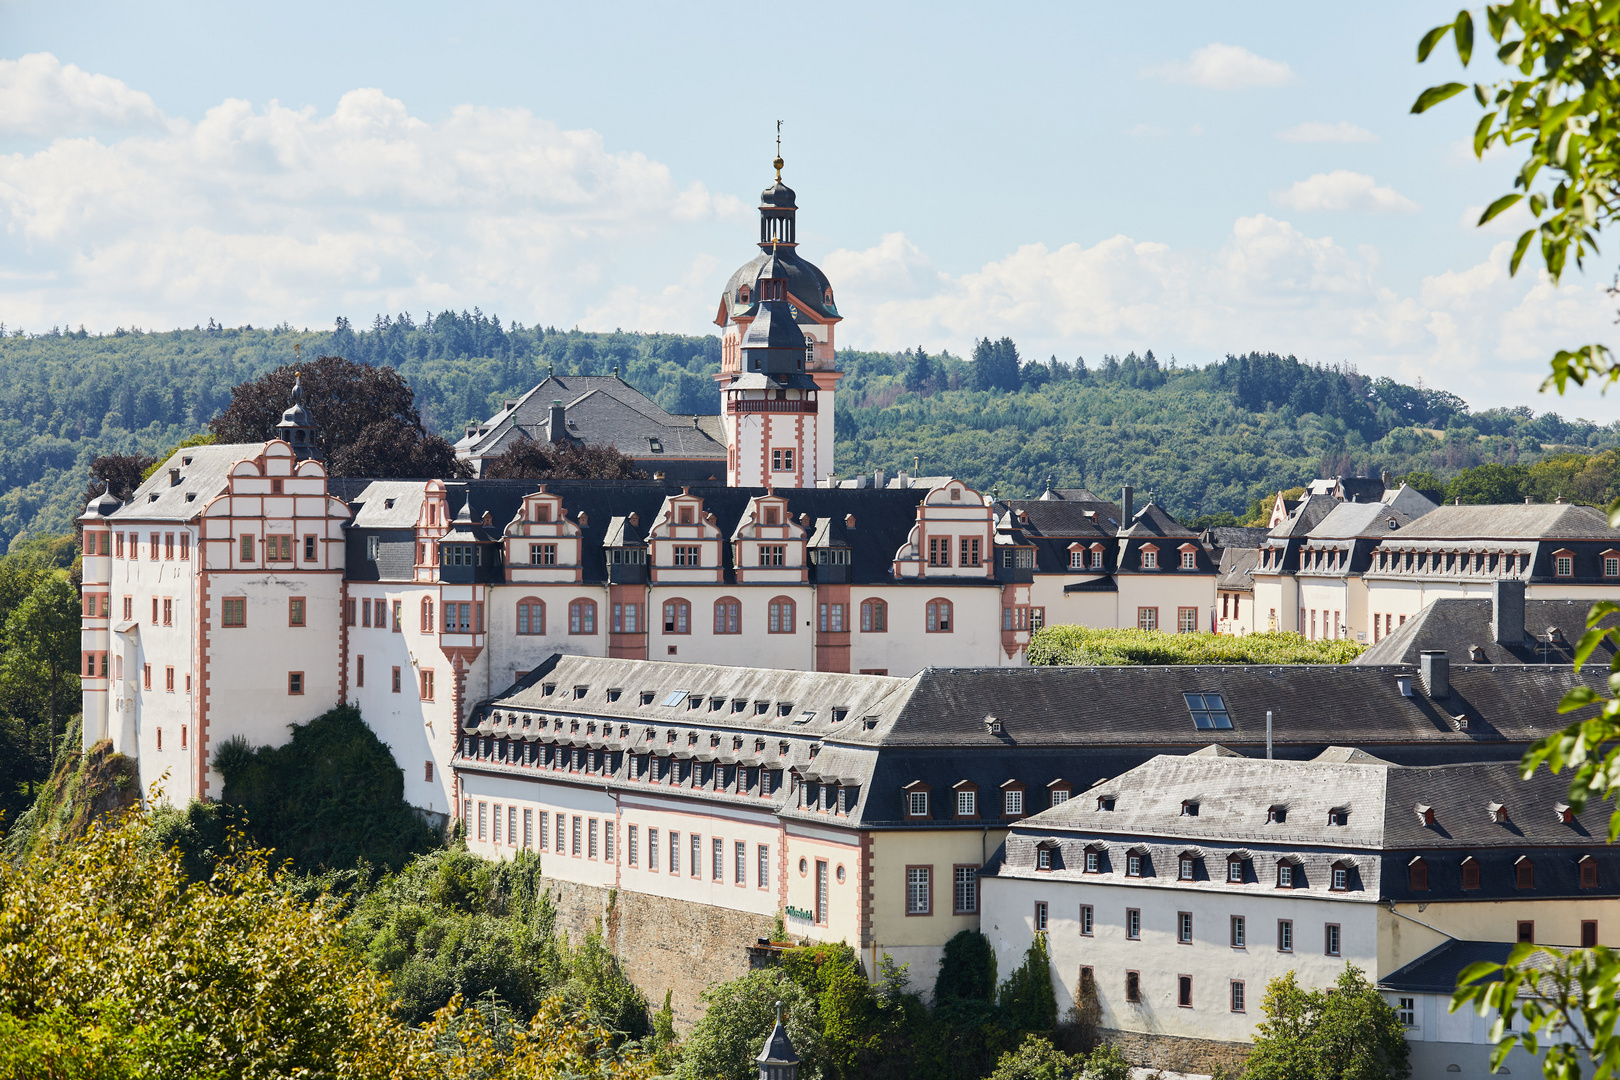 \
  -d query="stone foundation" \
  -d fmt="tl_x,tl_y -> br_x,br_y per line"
538,877 -> 777,1032
1097,1028 -> 1251,1077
